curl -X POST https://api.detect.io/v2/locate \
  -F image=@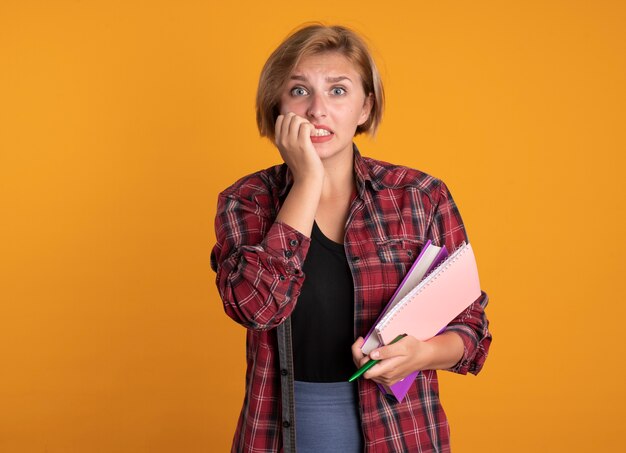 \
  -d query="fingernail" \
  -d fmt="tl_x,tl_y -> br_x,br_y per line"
371,350 -> 379,359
